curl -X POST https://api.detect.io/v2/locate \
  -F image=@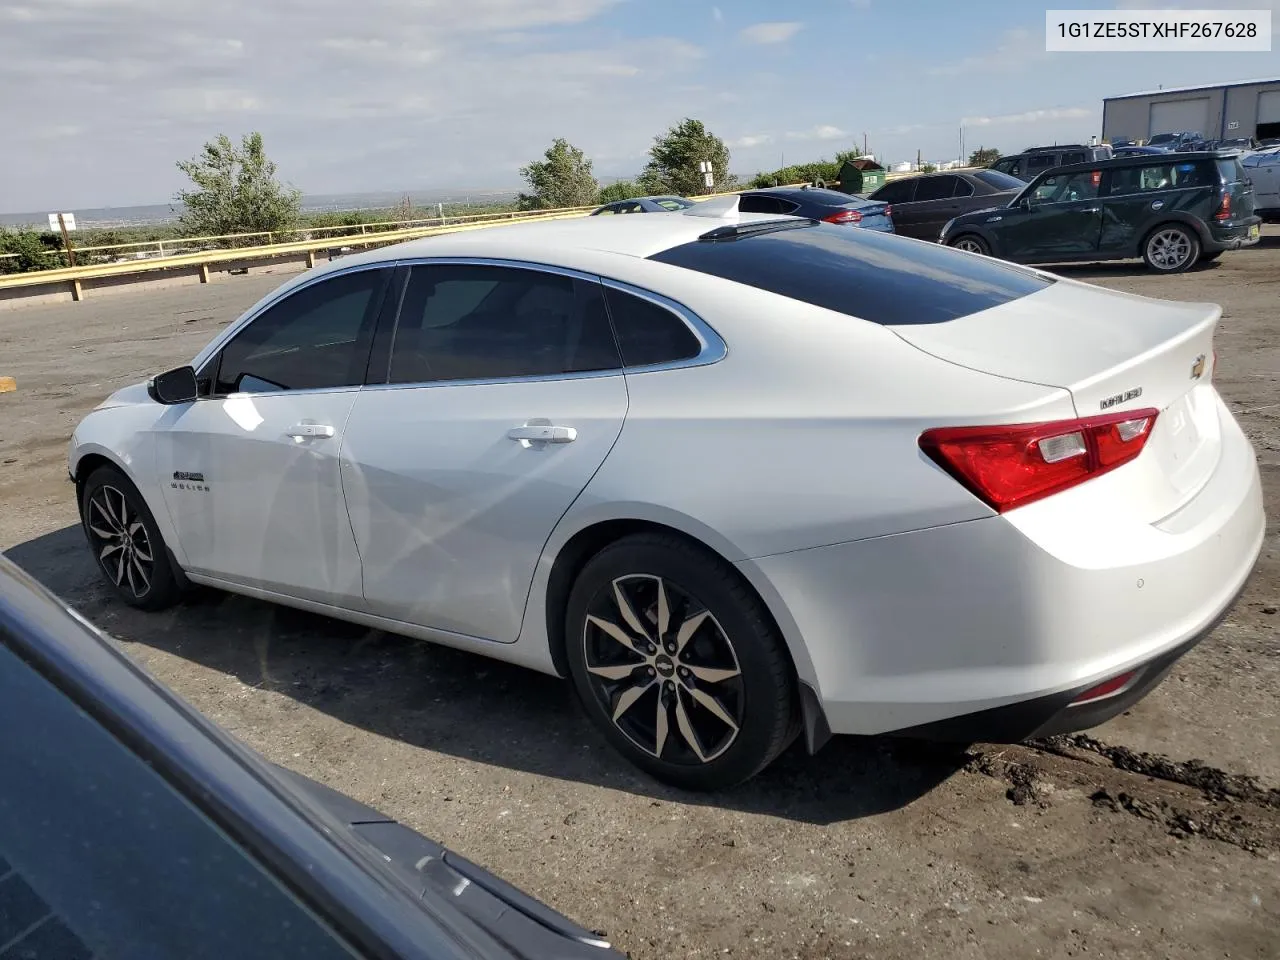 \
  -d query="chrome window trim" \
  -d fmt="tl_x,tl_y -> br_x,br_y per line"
359,256 -> 727,393
189,260 -> 394,373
